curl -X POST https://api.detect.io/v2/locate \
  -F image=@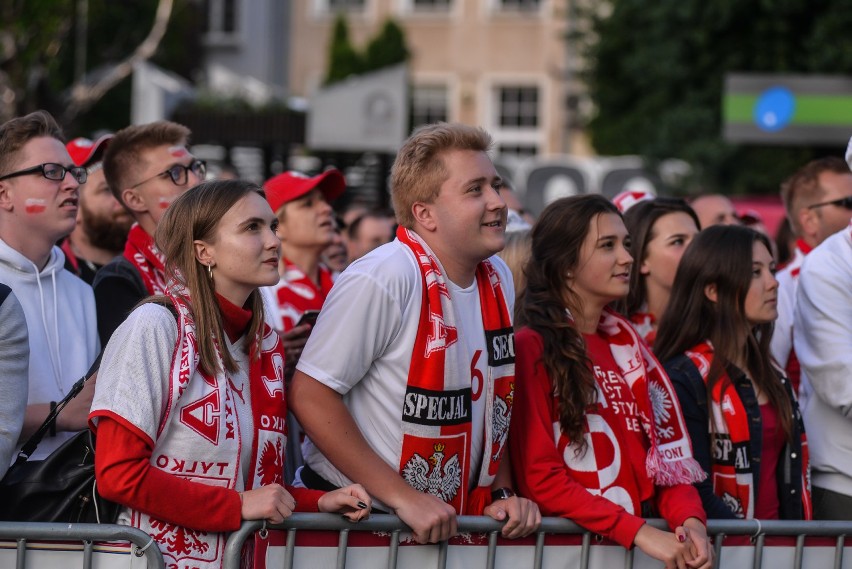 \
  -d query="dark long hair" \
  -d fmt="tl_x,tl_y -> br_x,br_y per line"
517,194 -> 621,450
654,225 -> 792,439
621,198 -> 700,315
